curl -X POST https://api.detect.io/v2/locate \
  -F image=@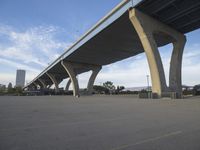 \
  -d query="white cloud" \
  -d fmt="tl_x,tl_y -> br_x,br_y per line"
0,58 -> 40,73
0,24 -> 72,68
0,24 -> 73,86
97,56 -> 151,87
